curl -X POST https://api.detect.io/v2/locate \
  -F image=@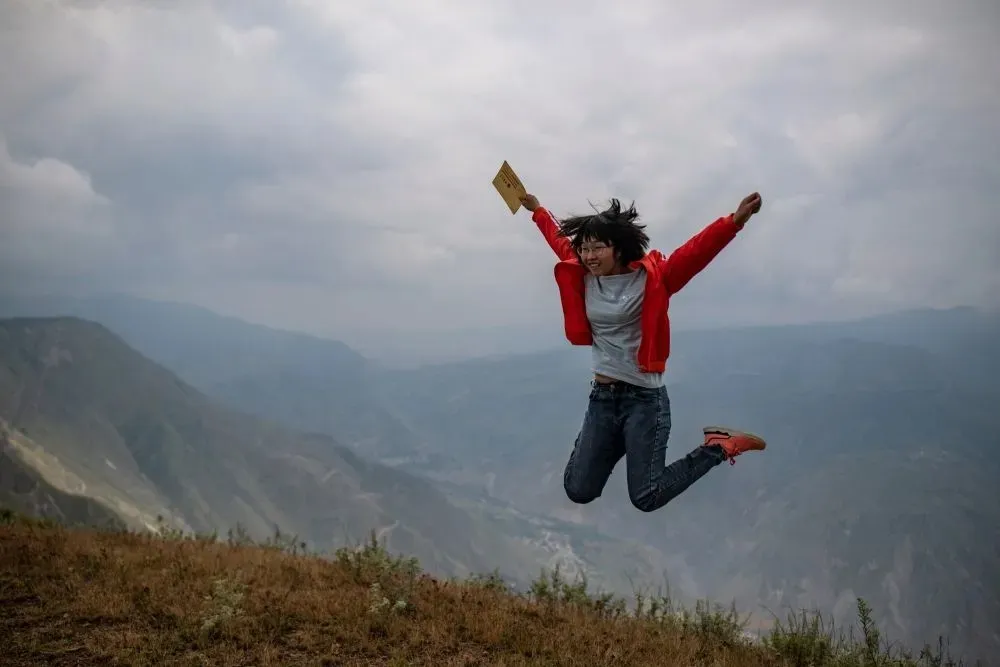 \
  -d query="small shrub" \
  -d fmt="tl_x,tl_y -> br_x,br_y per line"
467,568 -> 511,593
763,608 -> 841,665
526,565 -> 627,620
335,530 -> 420,616
200,576 -> 246,634
763,598 -> 980,667
260,525 -> 309,556
154,514 -> 189,541
367,581 -> 409,615
226,522 -> 256,547
674,598 -> 749,646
